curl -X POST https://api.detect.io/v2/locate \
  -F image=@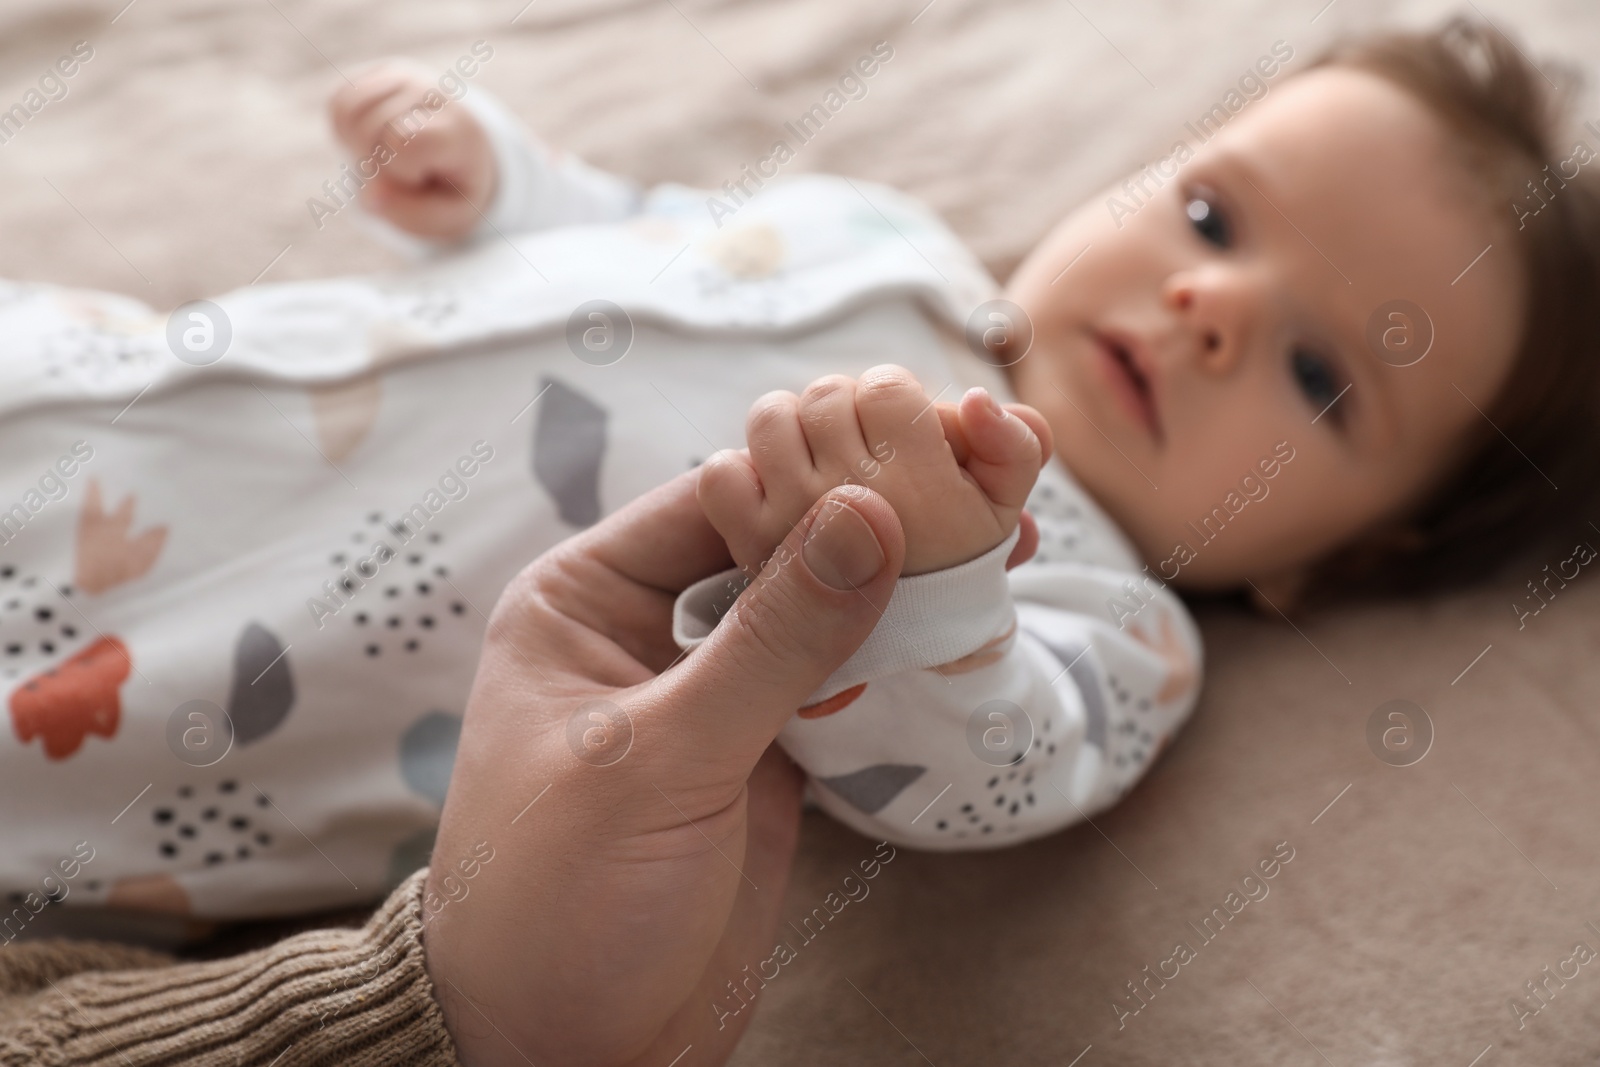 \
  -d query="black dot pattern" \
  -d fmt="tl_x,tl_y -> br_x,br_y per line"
318,514 -> 469,659
150,780 -> 276,868
377,282 -> 462,329
38,319 -> 163,385
1100,659 -> 1171,778
1022,473 -> 1087,565
1017,469 -> 1185,782
0,568 -> 80,681
936,713 -> 1054,840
